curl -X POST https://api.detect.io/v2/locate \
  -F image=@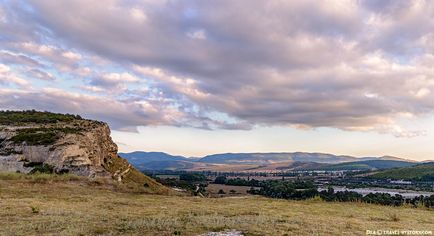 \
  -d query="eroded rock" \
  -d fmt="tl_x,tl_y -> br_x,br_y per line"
0,119 -> 117,177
